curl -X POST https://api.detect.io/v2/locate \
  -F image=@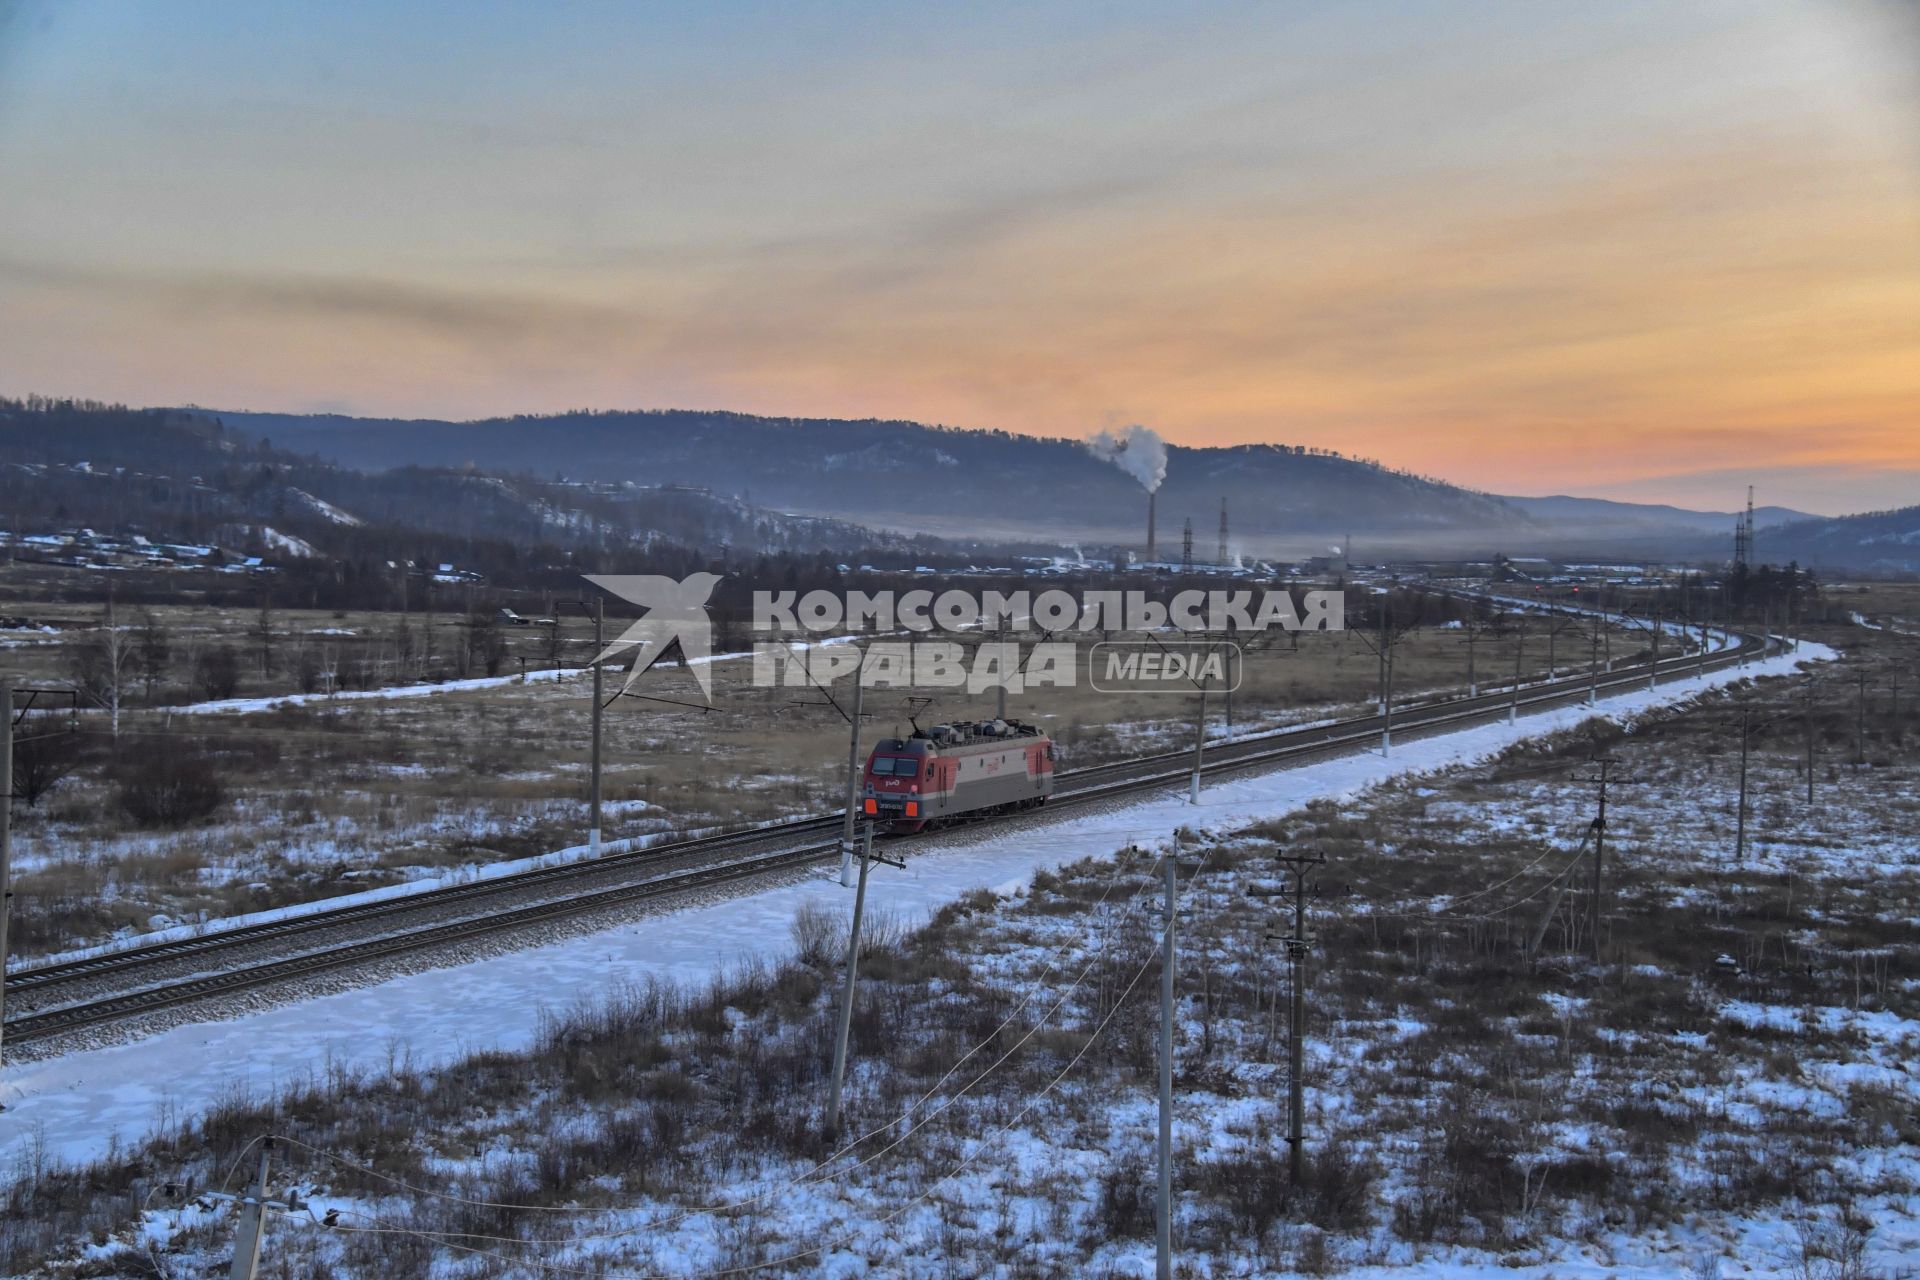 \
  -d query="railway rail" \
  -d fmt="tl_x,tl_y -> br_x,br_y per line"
2,622 -> 1779,1049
